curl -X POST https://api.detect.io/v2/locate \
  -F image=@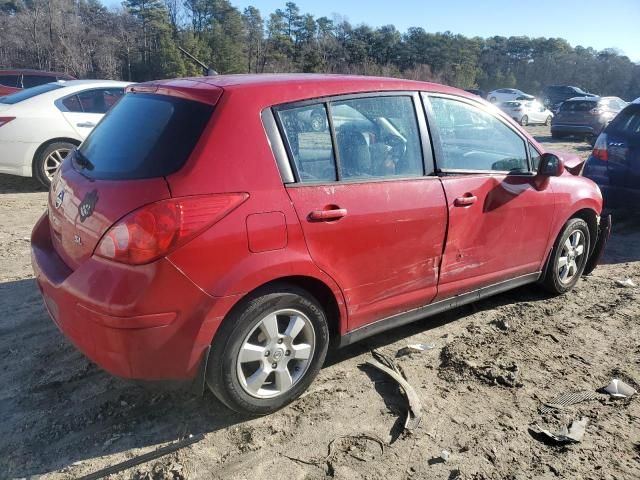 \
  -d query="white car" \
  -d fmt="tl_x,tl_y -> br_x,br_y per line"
0,79 -> 131,187
499,99 -> 554,126
486,88 -> 534,104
